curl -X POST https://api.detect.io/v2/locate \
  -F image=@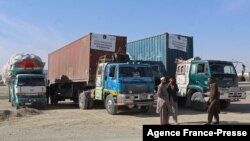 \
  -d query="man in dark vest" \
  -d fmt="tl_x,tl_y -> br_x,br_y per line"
205,76 -> 220,125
